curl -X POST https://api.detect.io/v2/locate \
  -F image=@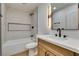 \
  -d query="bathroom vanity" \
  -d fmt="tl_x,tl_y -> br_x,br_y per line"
37,35 -> 79,56
42,3 -> 79,56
